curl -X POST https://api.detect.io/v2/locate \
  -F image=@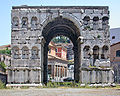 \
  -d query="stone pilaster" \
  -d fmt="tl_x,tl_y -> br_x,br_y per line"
38,36 -> 46,83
